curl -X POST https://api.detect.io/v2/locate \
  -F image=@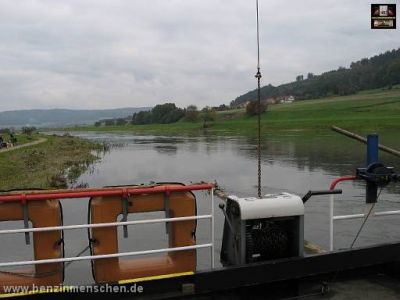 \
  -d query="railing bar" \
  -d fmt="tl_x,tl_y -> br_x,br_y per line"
334,210 -> 400,221
375,210 -> 400,216
0,244 -> 213,268
0,184 -> 214,203
0,215 -> 212,235
333,214 -> 364,220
